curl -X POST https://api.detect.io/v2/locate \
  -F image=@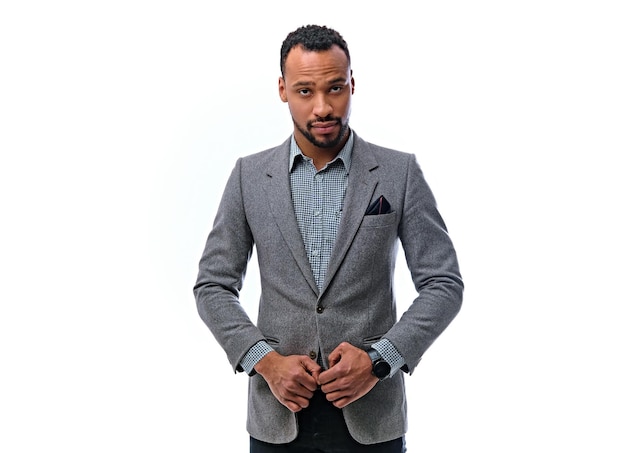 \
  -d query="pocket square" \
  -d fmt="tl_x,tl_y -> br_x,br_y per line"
365,196 -> 391,215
